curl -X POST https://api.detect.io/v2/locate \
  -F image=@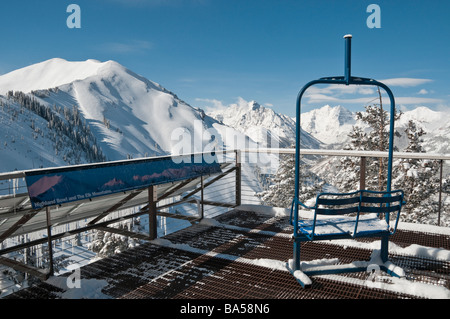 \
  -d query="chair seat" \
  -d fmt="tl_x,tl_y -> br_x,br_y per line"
298,213 -> 389,239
